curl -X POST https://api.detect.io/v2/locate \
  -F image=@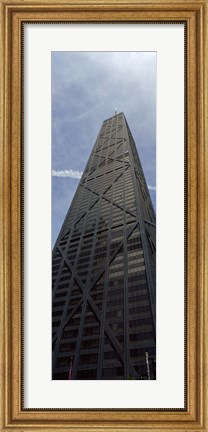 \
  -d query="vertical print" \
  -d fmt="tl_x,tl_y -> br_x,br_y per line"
52,52 -> 156,380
